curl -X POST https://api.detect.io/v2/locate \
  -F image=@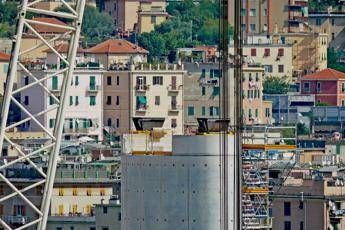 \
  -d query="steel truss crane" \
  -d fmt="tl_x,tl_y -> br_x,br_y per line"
0,0 -> 85,229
